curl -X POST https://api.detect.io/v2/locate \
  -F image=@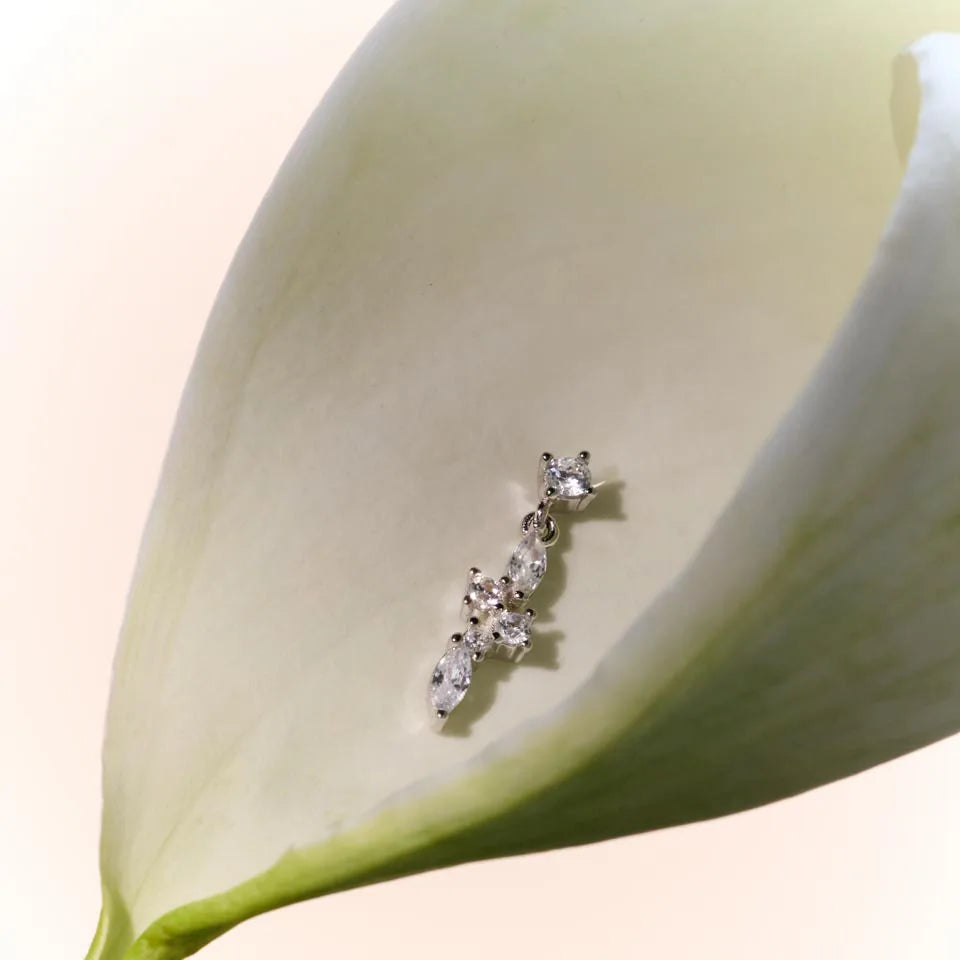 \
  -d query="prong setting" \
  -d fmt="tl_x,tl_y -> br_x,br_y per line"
429,450 -> 598,721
